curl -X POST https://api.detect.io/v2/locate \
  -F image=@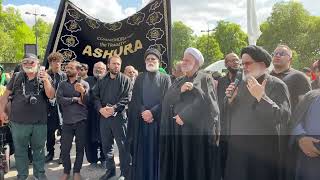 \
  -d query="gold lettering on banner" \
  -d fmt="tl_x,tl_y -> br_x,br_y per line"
82,45 -> 92,56
124,43 -> 134,55
103,50 -> 114,59
114,46 -> 123,56
135,40 -> 143,51
82,40 -> 143,59
93,48 -> 103,58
